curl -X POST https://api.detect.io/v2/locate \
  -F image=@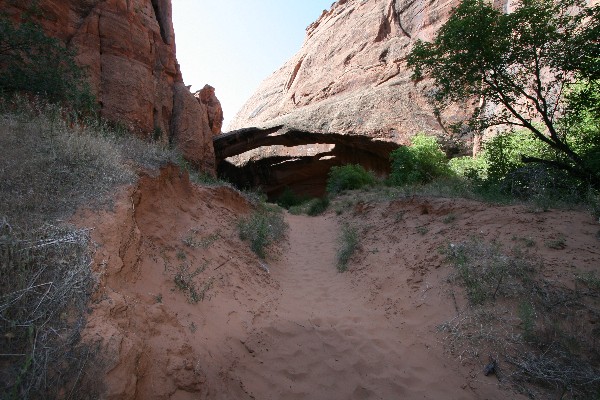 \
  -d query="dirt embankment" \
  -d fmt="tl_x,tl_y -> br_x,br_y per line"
78,171 -> 600,399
